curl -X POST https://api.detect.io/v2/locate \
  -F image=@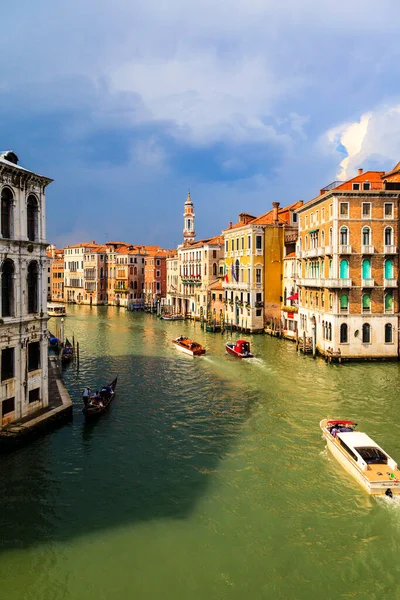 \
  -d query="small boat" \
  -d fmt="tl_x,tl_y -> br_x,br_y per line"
48,332 -> 59,348
61,338 -> 73,362
320,418 -> 400,497
47,303 -> 67,317
82,377 -> 118,420
225,339 -> 253,358
172,336 -> 205,356
161,313 -> 185,321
